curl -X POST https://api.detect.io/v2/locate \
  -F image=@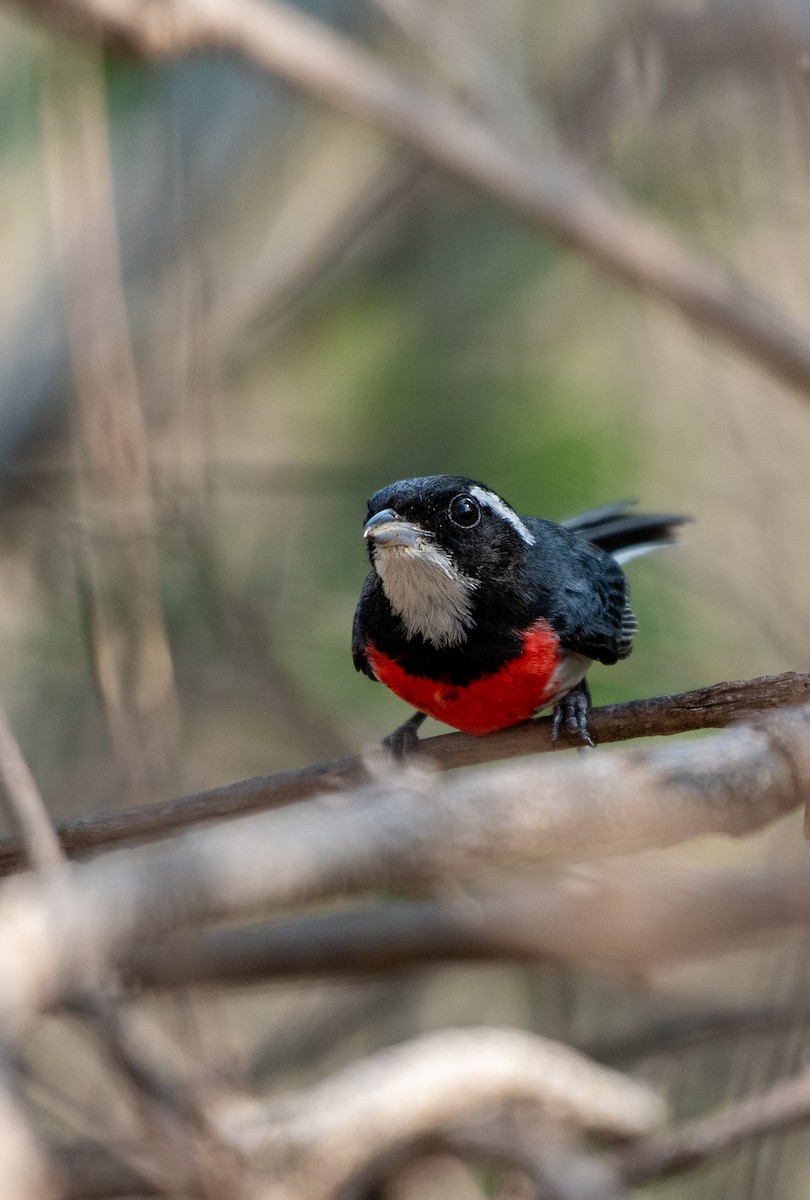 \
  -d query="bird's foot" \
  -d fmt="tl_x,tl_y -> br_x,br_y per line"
550,680 -> 595,748
382,711 -> 427,760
